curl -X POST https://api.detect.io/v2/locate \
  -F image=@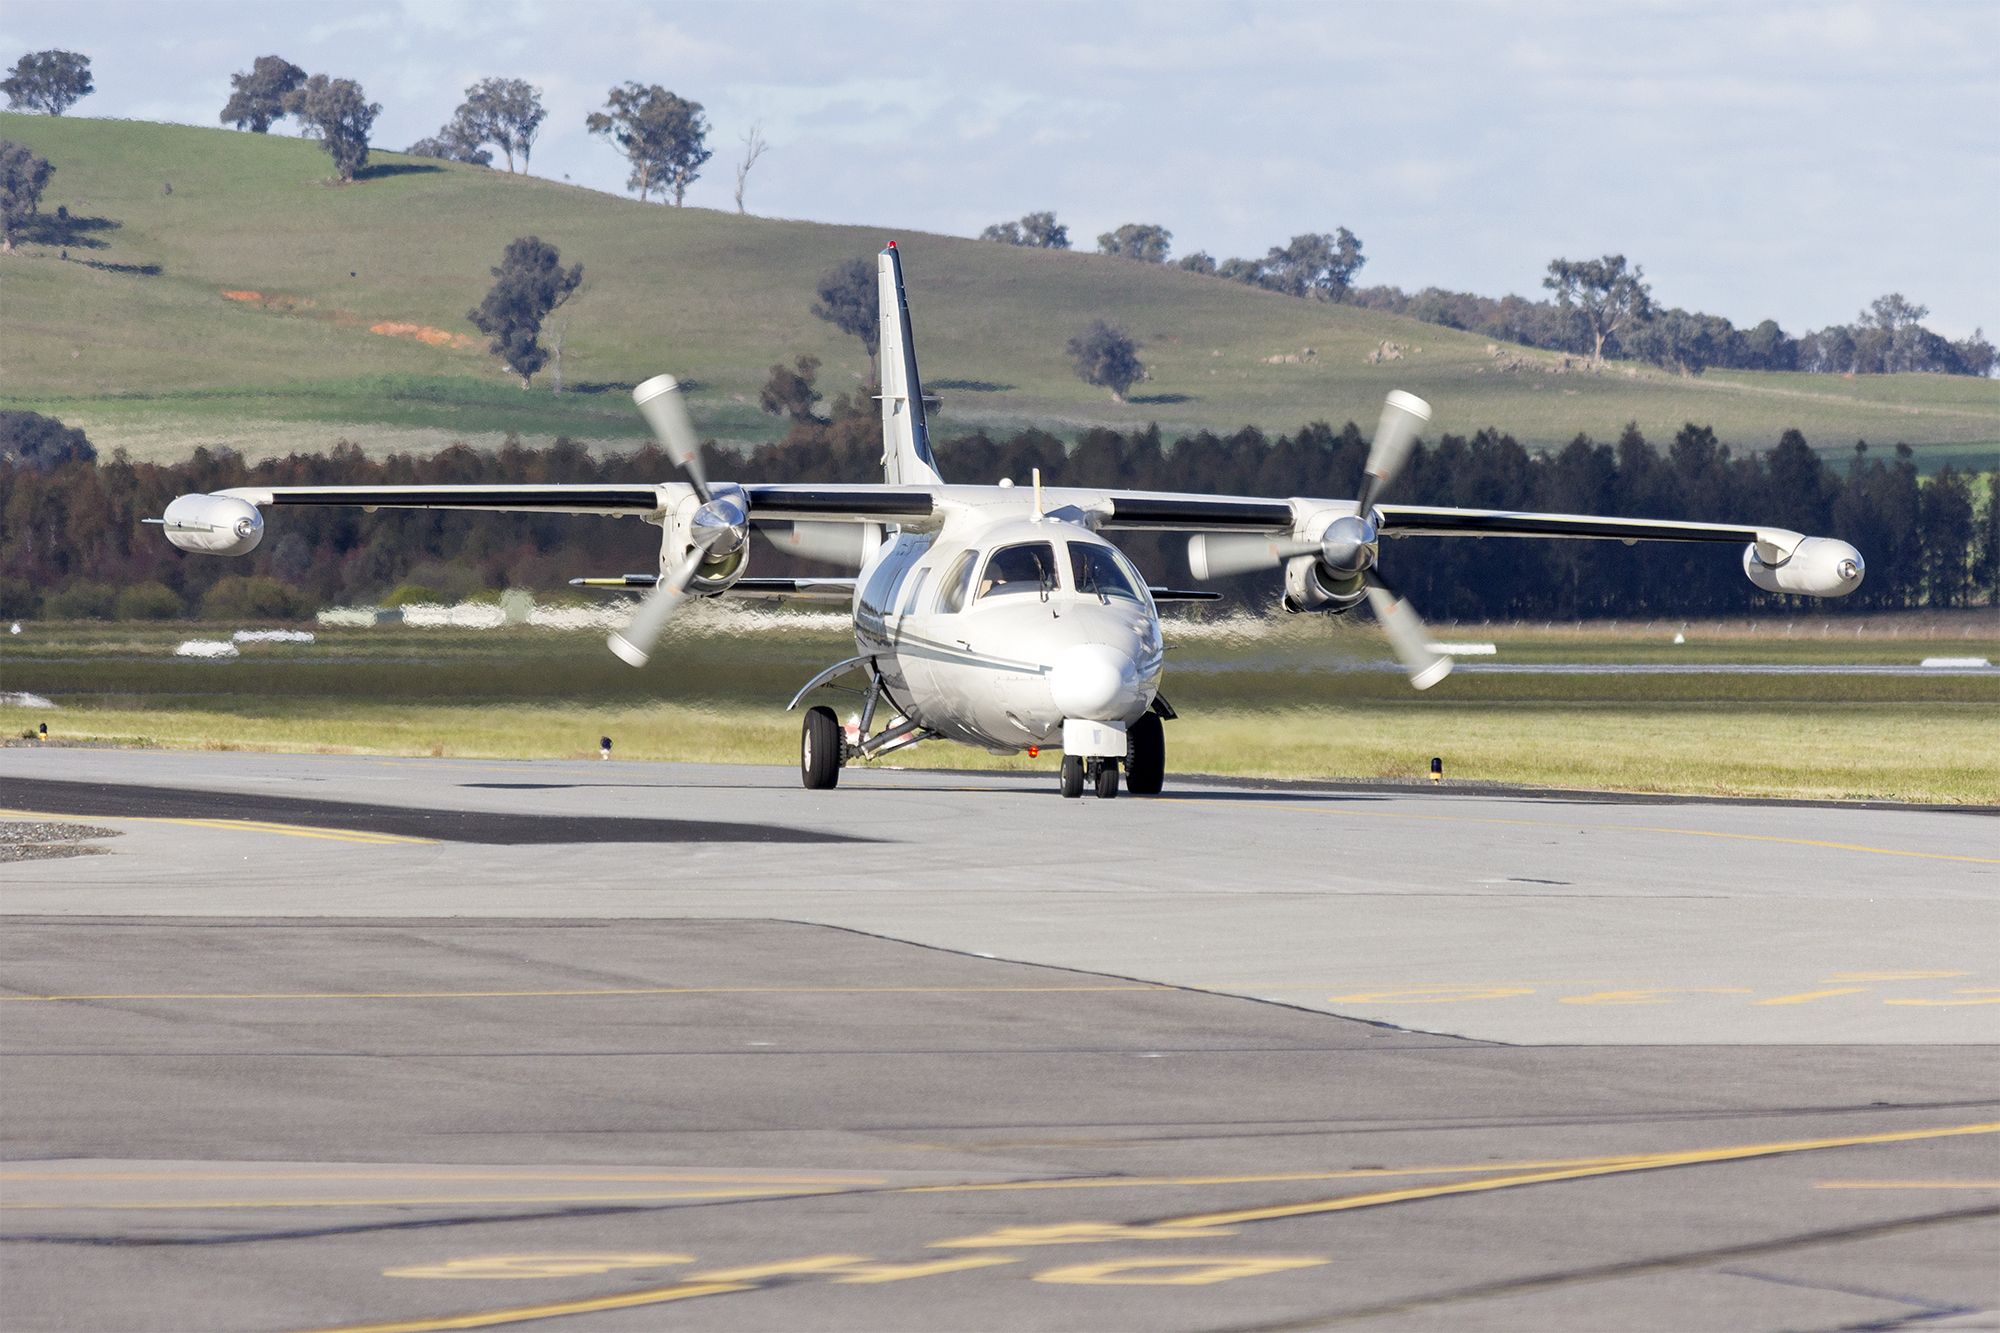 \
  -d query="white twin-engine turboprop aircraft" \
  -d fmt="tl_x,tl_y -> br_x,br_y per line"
157,243 -> 1865,798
